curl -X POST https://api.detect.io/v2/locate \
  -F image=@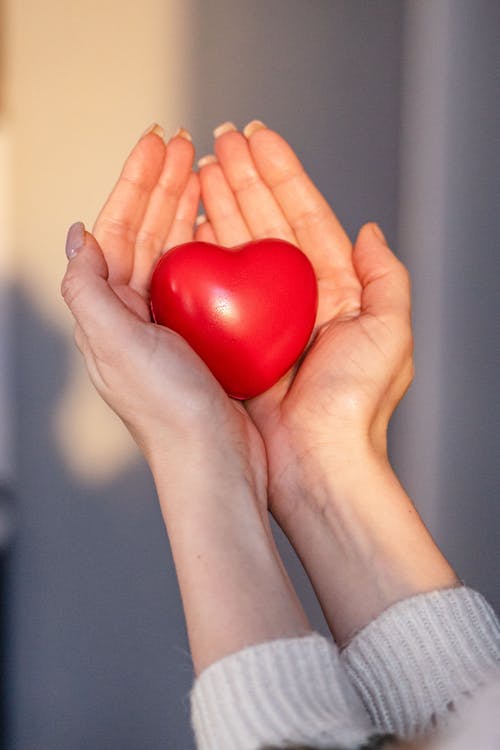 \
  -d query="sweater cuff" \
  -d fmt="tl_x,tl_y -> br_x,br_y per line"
341,587 -> 500,739
191,632 -> 373,750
